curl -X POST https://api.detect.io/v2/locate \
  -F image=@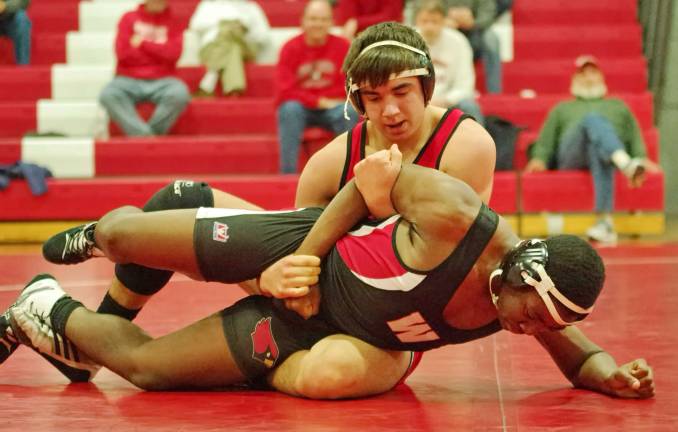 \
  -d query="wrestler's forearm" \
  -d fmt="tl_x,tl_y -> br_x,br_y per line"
390,164 -> 480,233
295,180 -> 369,259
